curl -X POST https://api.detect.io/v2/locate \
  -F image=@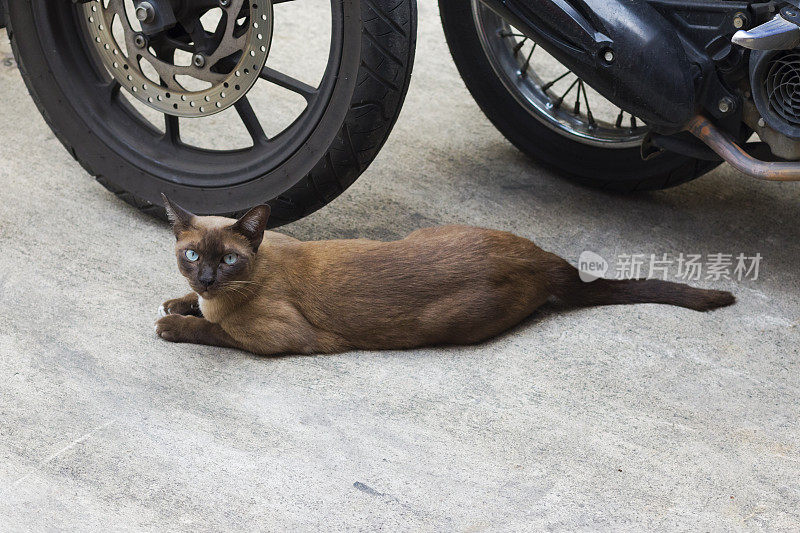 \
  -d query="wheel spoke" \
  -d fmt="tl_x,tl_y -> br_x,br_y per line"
512,37 -> 528,56
164,114 -> 180,145
259,67 -> 318,103
520,43 -> 536,76
98,79 -> 121,102
499,31 -> 526,39
541,70 -> 571,91
573,80 -> 582,115
615,109 -> 625,128
235,96 -> 268,145
579,79 -> 595,126
553,77 -> 579,110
